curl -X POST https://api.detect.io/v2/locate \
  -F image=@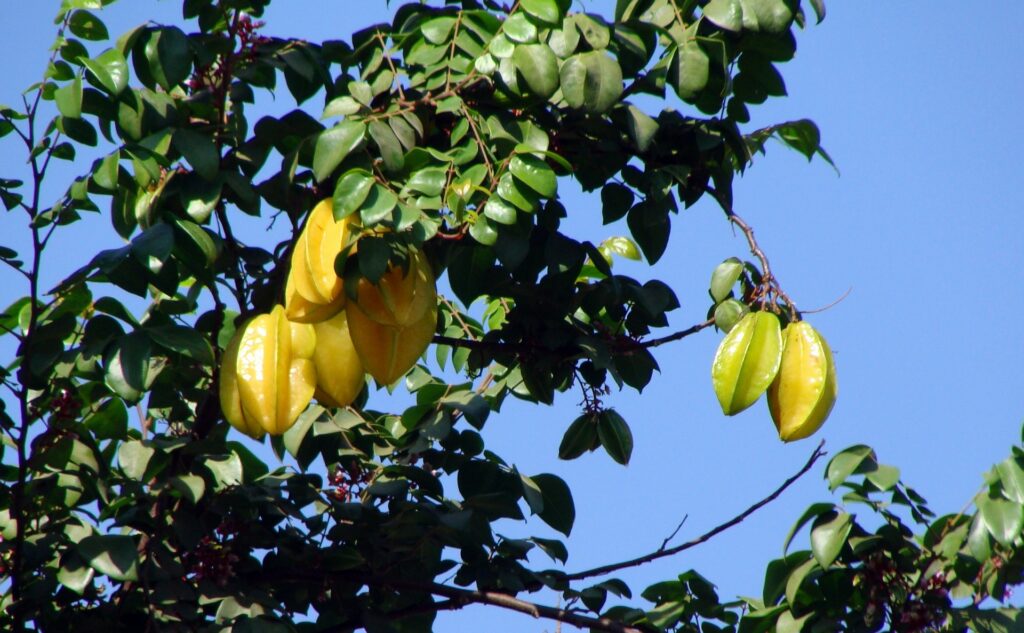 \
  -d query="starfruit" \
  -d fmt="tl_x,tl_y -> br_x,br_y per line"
347,296 -> 438,385
219,305 -> 317,438
285,199 -> 352,323
711,310 -> 782,415
351,249 -> 437,327
767,321 -> 838,442
312,311 -> 366,408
